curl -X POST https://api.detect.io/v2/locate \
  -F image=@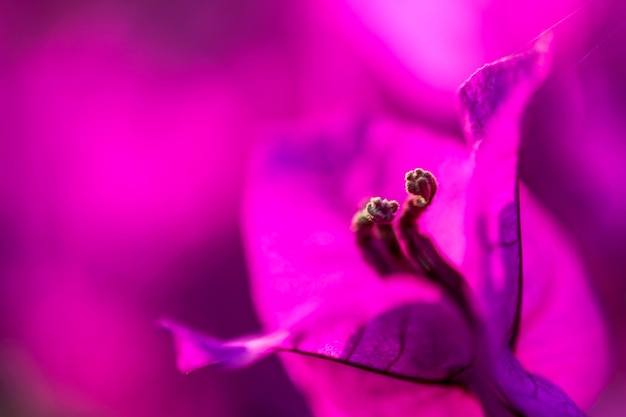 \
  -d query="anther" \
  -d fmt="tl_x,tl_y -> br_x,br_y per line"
400,169 -> 438,228
366,197 -> 399,223
352,198 -> 407,276
367,198 -> 410,267
398,169 -> 476,324
405,168 -> 437,208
